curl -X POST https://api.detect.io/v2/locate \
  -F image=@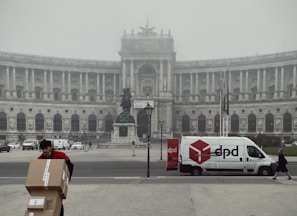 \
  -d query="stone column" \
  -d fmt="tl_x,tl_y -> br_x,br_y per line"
190,73 -> 193,102
50,70 -> 53,100
97,73 -> 100,101
25,68 -> 29,99
293,65 -> 297,98
130,60 -> 134,94
122,61 -> 126,88
68,72 -> 71,101
280,66 -> 284,98
103,73 -> 106,101
179,74 -> 183,102
31,68 -> 35,98
79,72 -> 83,100
12,67 -> 16,98
6,66 -> 10,98
262,68 -> 266,99
62,71 -> 65,100
256,68 -> 261,100
44,70 -> 47,100
168,61 -> 172,91
274,67 -> 278,99
196,73 -> 199,102
245,70 -> 249,100
159,60 -> 164,91
239,70 -> 243,101
85,73 -> 89,101
113,74 -> 117,101
206,73 -> 209,102
211,72 -> 215,101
